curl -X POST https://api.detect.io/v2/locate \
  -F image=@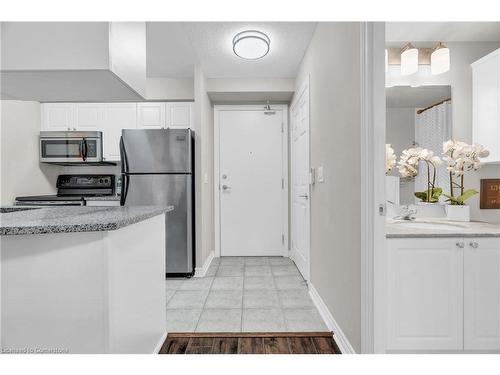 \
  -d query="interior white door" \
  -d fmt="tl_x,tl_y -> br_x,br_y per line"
291,83 -> 311,280
219,109 -> 284,256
